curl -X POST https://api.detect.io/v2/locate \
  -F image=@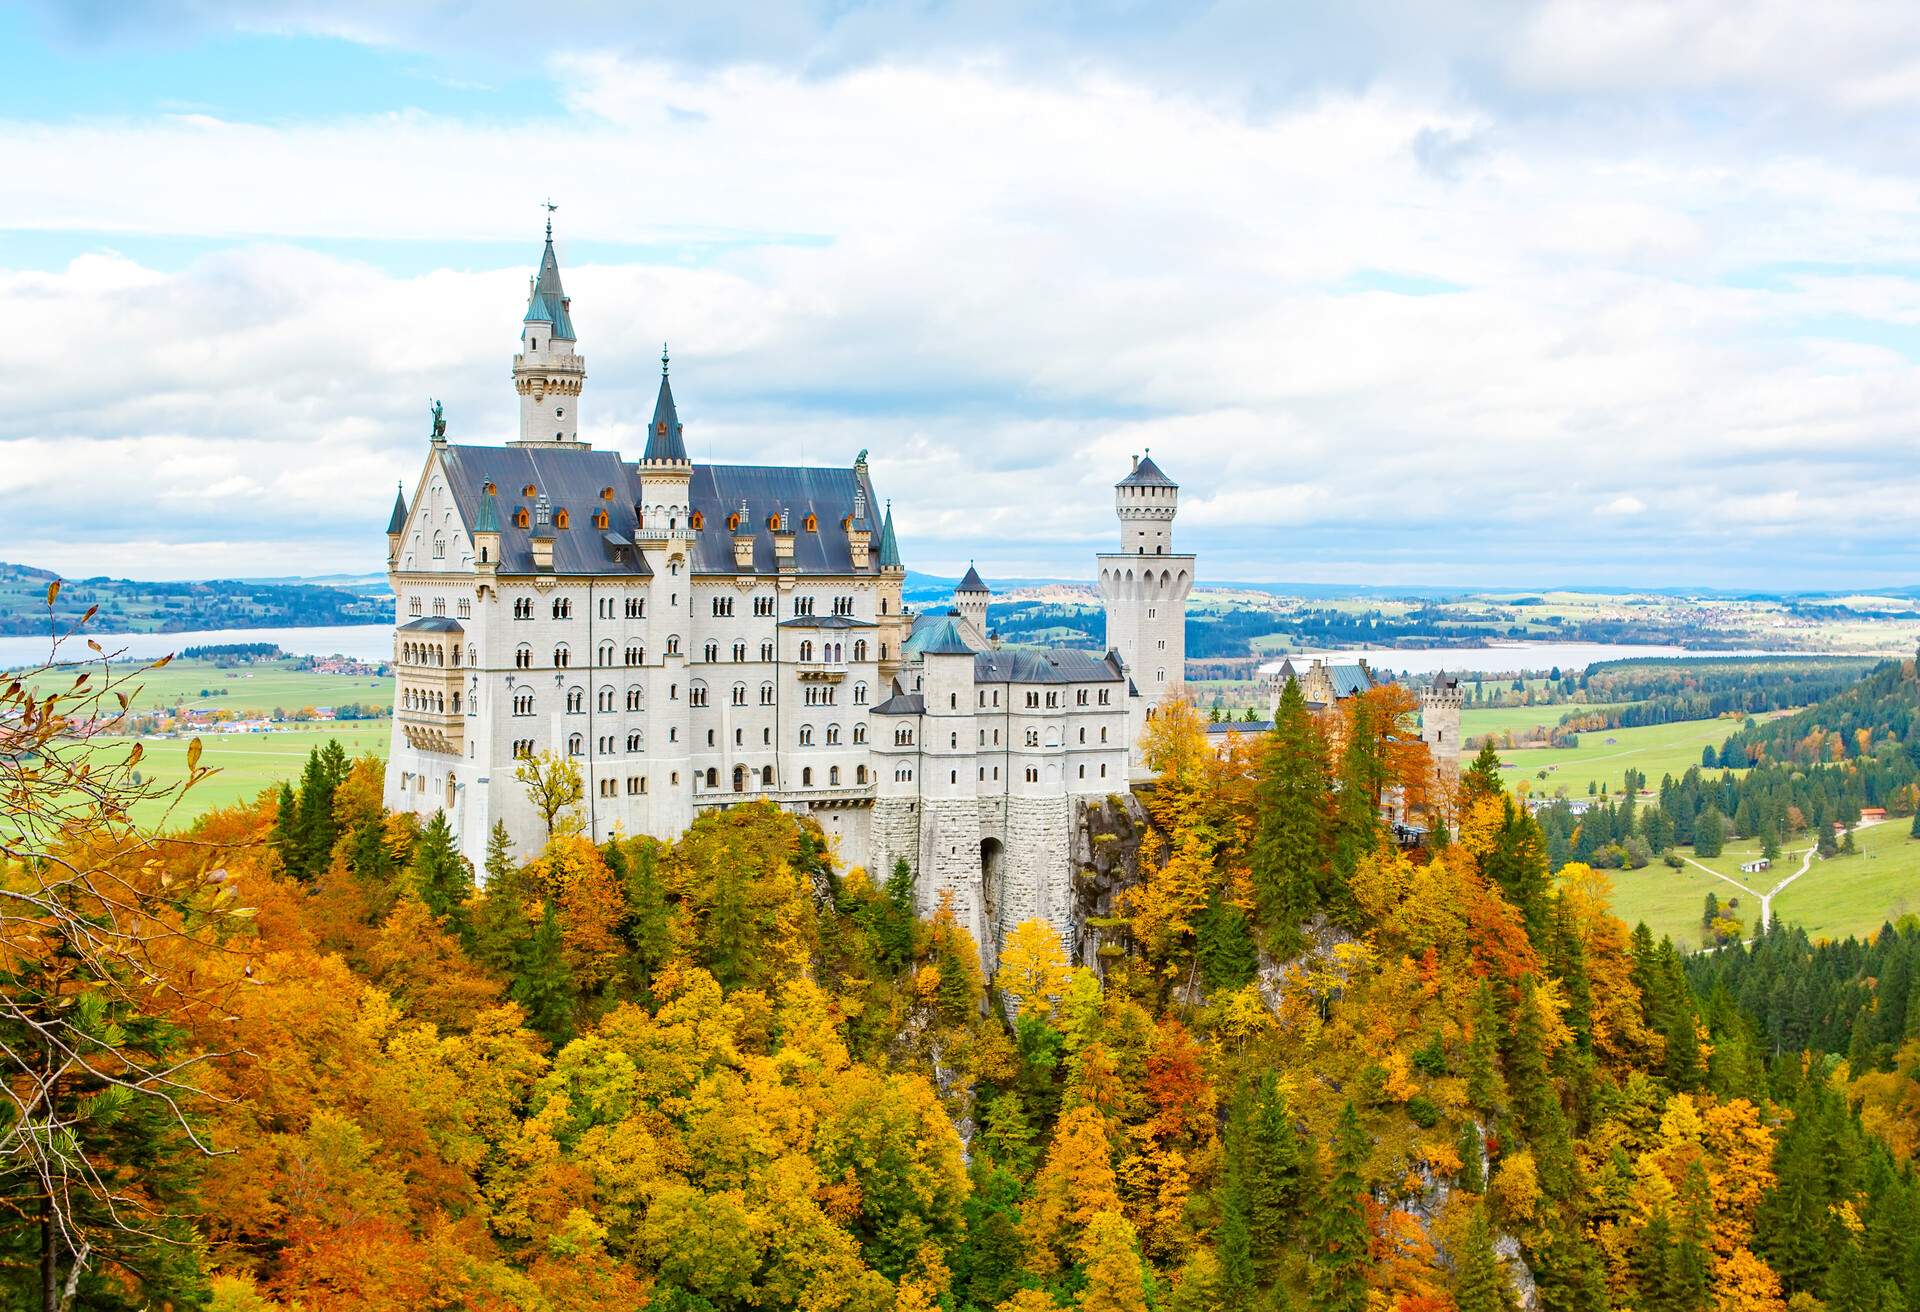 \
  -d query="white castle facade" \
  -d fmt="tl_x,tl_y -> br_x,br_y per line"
383,227 -> 1192,962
